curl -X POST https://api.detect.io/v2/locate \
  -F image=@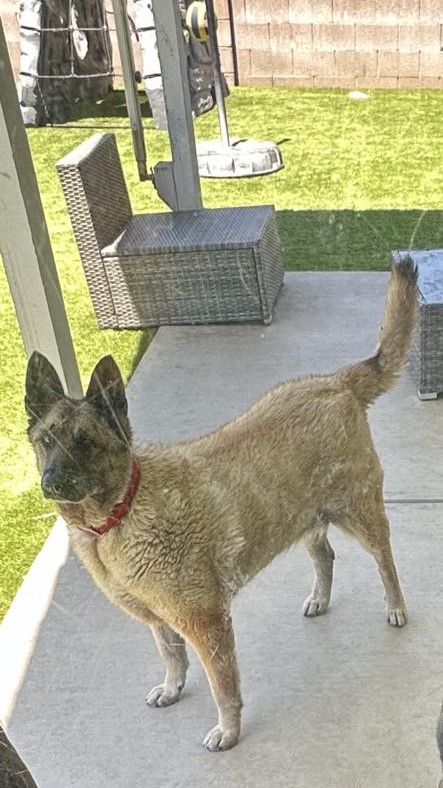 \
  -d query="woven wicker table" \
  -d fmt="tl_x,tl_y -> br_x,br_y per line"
393,249 -> 443,399
57,133 -> 284,328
